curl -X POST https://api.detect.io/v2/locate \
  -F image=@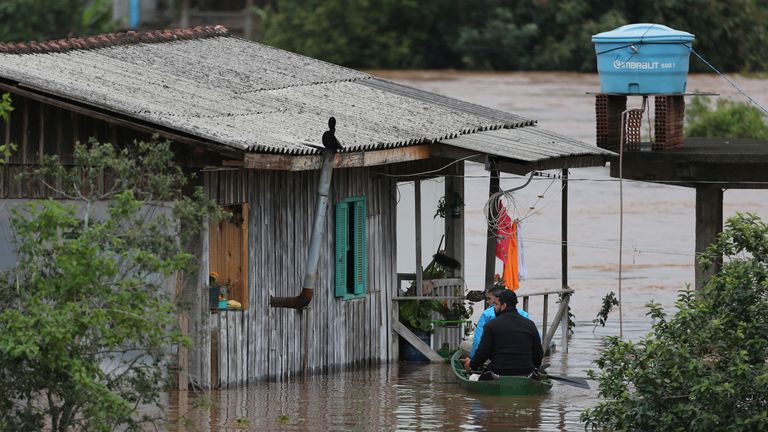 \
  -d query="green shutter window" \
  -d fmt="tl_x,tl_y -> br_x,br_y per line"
335,202 -> 348,297
335,196 -> 367,299
353,199 -> 366,295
